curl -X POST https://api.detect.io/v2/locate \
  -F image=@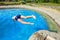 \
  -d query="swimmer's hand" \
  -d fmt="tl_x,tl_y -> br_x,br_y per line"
32,15 -> 36,19
27,22 -> 34,25
30,23 -> 34,25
